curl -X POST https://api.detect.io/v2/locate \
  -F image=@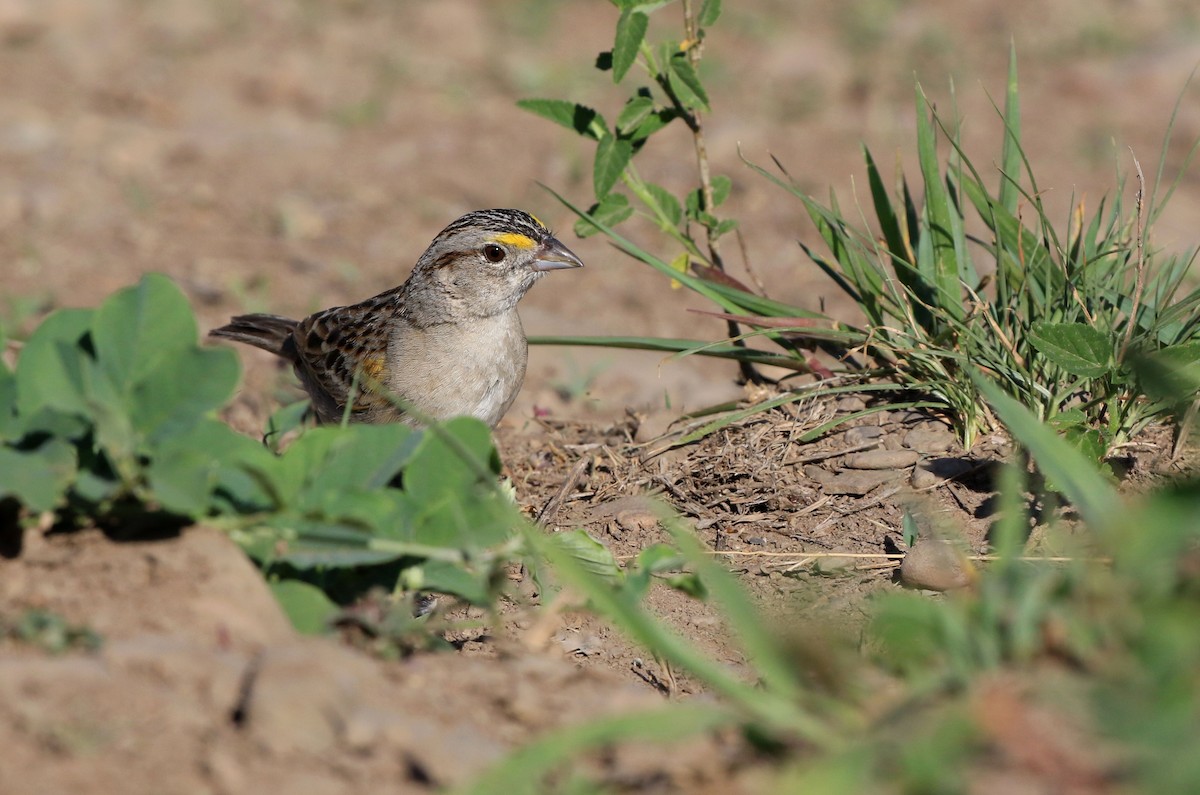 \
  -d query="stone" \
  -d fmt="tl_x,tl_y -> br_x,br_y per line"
902,425 -> 957,453
910,457 -> 976,489
843,449 -> 919,470
843,425 -> 885,446
899,540 -> 975,591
